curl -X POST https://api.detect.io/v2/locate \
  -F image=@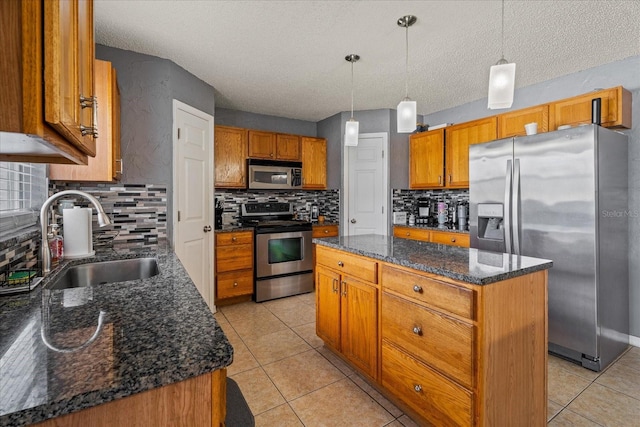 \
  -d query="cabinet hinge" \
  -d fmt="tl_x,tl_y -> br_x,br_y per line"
178,211 -> 181,222
382,206 -> 384,214
382,150 -> 384,158
177,128 -> 181,139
